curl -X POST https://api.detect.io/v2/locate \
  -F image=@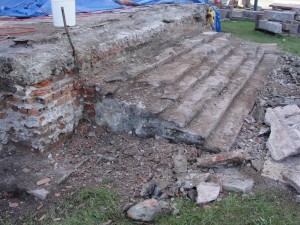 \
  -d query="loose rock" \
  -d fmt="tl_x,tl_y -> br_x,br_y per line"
265,105 -> 300,161
28,189 -> 49,200
140,180 -> 156,197
127,199 -> 171,222
282,170 -> 300,194
173,155 -> 188,174
196,182 -> 220,204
